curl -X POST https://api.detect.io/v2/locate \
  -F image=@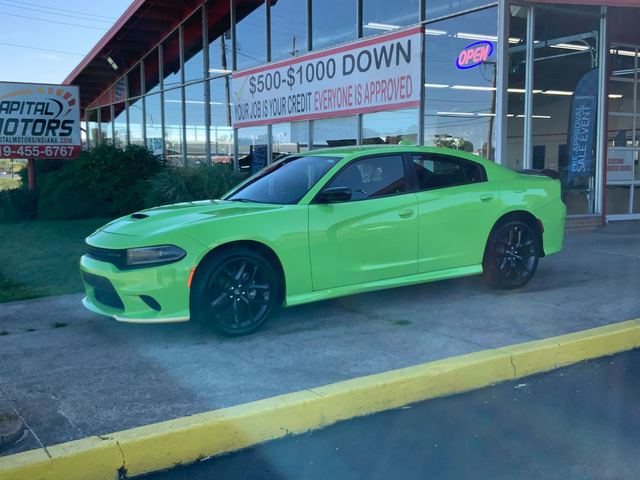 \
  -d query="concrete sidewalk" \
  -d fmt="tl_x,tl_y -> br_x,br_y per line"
1,221 -> 639,458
